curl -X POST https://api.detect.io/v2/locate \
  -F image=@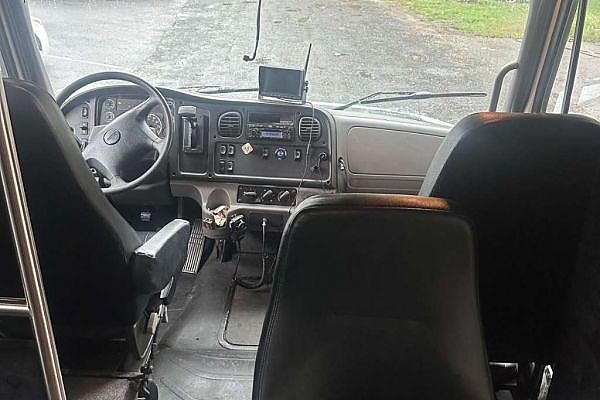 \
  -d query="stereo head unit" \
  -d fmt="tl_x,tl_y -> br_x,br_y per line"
247,112 -> 295,140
